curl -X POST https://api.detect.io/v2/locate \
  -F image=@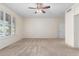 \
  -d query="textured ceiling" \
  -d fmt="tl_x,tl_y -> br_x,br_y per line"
4,3 -> 73,18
